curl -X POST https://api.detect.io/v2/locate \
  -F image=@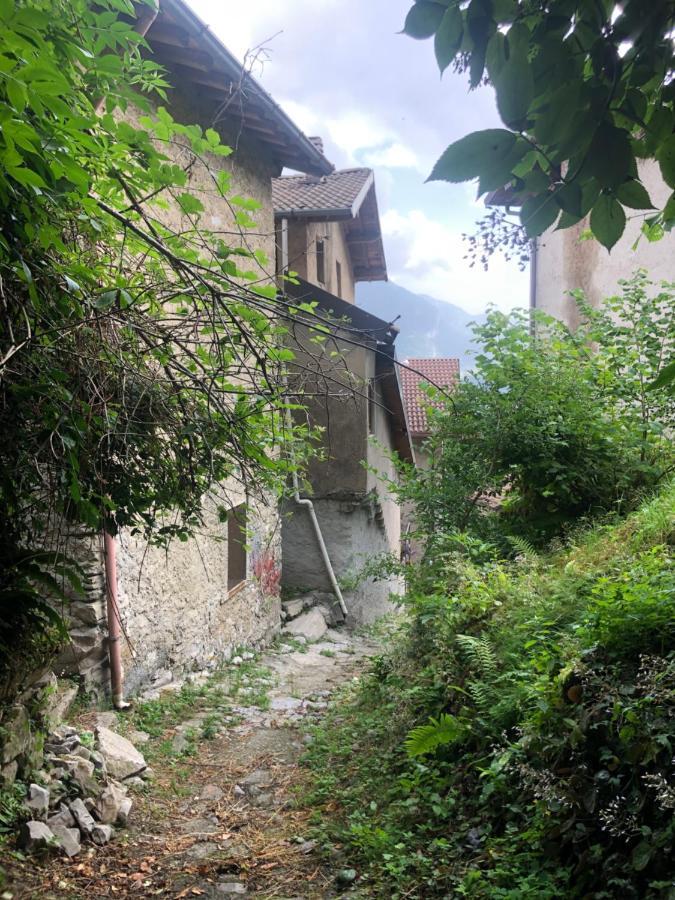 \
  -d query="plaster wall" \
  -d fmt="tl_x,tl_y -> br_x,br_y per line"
535,160 -> 675,328
283,220 -> 356,302
366,368 -> 401,558
283,333 -> 404,623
